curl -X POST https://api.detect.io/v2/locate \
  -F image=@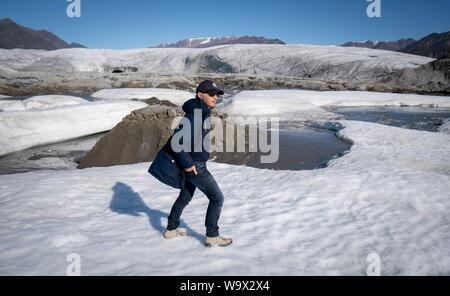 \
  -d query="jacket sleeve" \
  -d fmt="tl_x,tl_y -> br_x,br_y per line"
171,114 -> 195,169
173,149 -> 194,169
